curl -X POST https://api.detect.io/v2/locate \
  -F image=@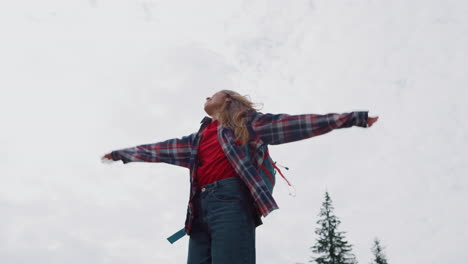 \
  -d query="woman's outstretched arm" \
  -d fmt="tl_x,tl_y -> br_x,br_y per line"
250,111 -> 377,145
101,132 -> 197,169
